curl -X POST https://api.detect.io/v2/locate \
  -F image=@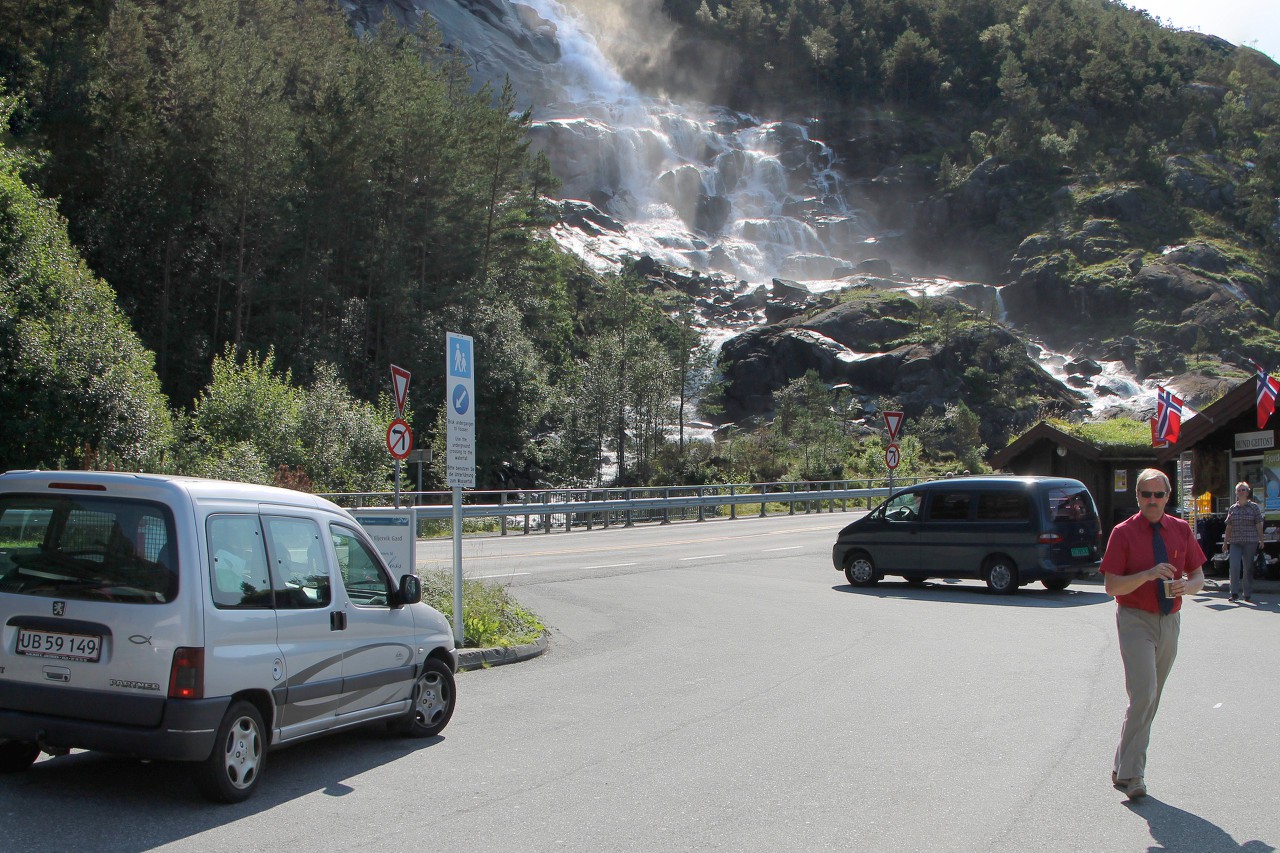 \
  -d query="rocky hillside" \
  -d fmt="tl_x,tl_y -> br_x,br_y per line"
402,0 -> 1280,422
